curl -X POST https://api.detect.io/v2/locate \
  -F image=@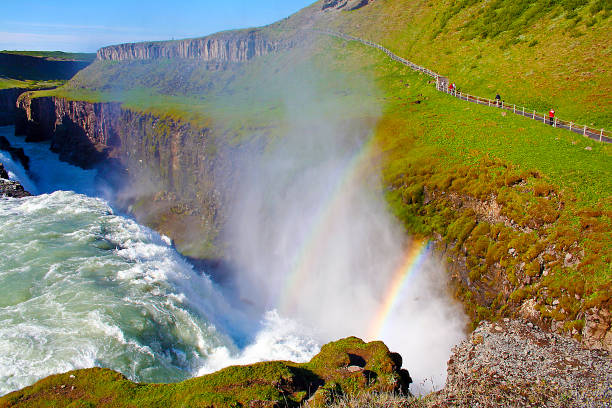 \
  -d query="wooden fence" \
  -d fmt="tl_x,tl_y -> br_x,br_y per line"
316,30 -> 611,144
